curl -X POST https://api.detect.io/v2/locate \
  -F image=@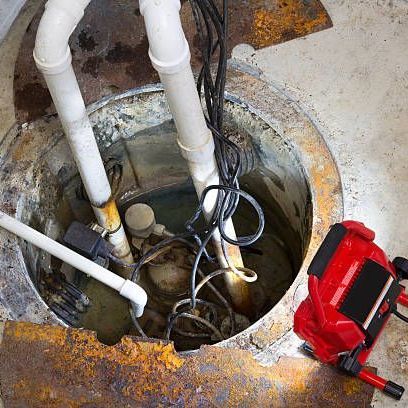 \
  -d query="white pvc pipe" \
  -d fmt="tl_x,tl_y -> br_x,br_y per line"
140,0 -> 253,312
140,0 -> 243,269
42,65 -> 112,206
33,0 -> 133,264
0,211 -> 147,316
33,0 -> 110,206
